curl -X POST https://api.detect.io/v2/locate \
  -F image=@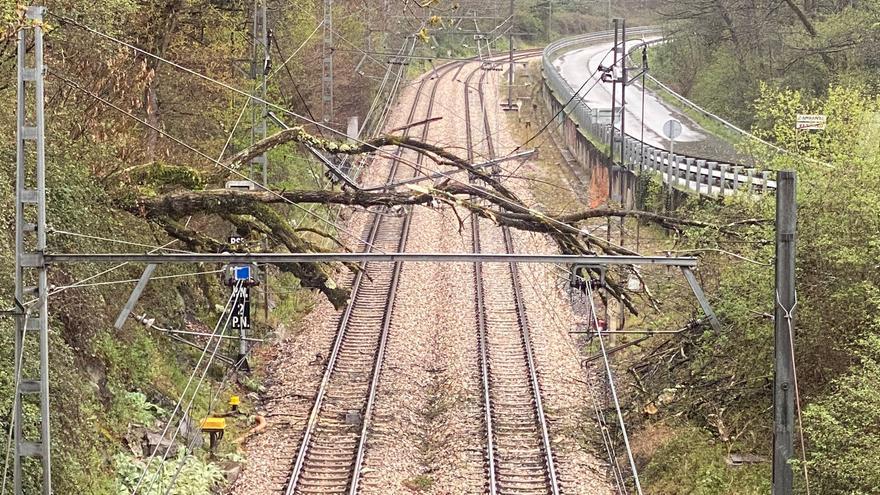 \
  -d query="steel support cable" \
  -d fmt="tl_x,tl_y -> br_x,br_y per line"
776,290 -> 811,495
508,54 -> 607,155
506,217 -> 630,494
132,288 -> 237,494
268,20 -> 325,82
584,281 -> 644,495
299,38 -> 409,253
48,70 -> 380,253
139,286 -> 241,495
152,286 -> 244,495
130,286 -> 239,494
48,228 -> 196,254
47,269 -> 224,291
162,347 -> 251,495
500,54 -> 613,181
327,37 -> 406,181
